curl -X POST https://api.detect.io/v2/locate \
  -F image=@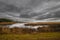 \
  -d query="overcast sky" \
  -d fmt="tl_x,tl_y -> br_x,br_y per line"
0,0 -> 60,8
0,0 -> 31,7
0,0 -> 60,22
